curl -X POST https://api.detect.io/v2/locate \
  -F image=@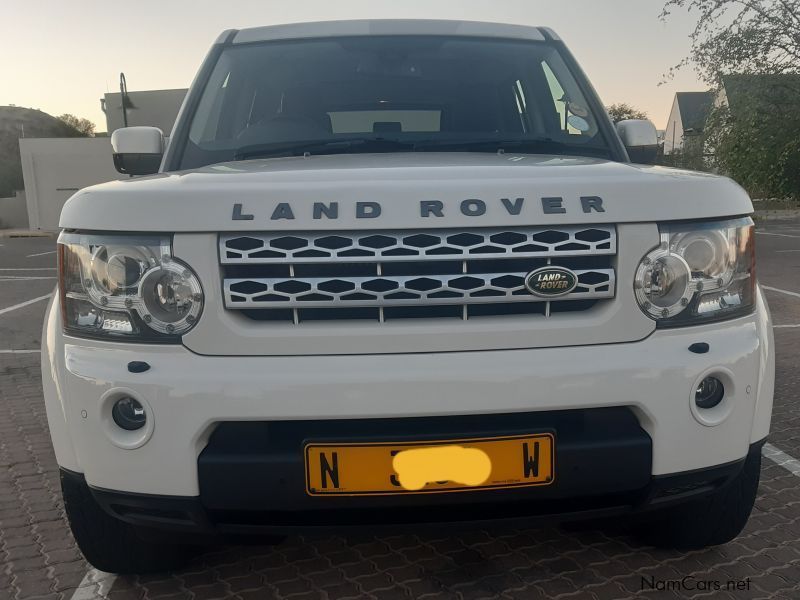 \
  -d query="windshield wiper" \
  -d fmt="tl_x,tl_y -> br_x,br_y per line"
233,136 -> 606,161
233,137 -> 416,160
411,138 -> 567,152
413,137 -> 612,159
